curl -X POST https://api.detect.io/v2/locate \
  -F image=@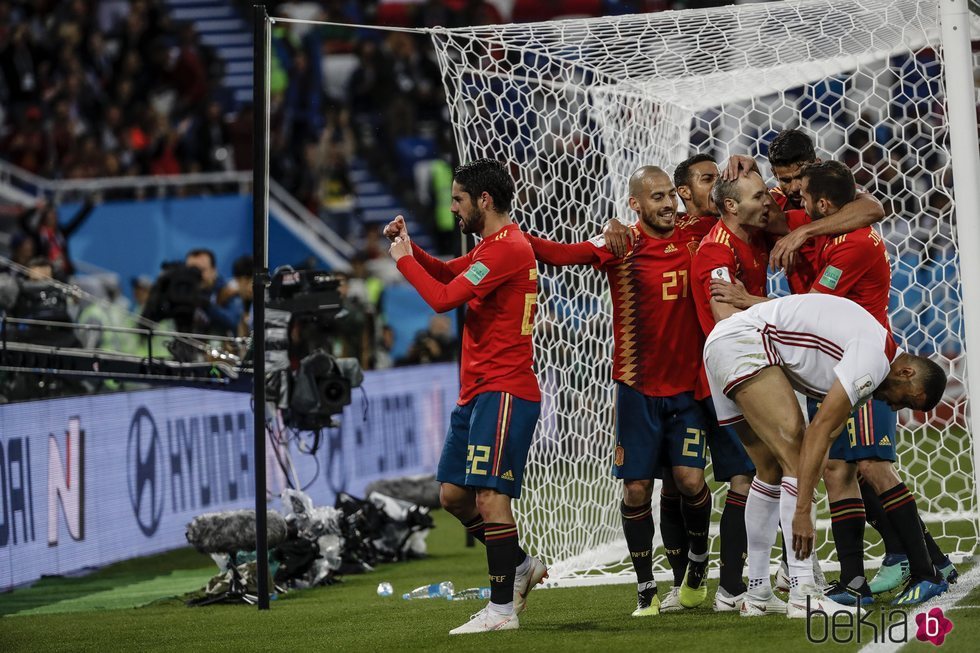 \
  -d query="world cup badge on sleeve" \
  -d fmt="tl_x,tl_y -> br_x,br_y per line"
615,445 -> 625,466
